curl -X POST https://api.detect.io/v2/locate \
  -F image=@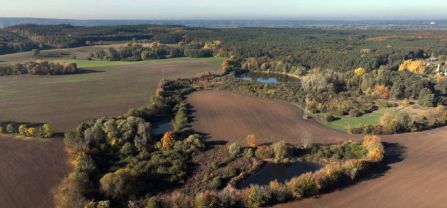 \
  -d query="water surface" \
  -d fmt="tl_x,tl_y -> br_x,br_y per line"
238,162 -> 321,188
